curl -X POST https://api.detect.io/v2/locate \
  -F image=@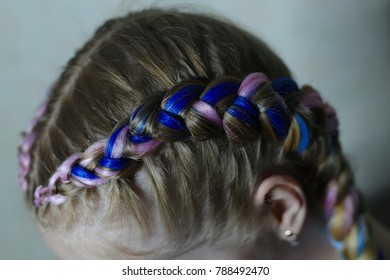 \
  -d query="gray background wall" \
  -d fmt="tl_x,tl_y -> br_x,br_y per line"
1,0 -> 389,259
